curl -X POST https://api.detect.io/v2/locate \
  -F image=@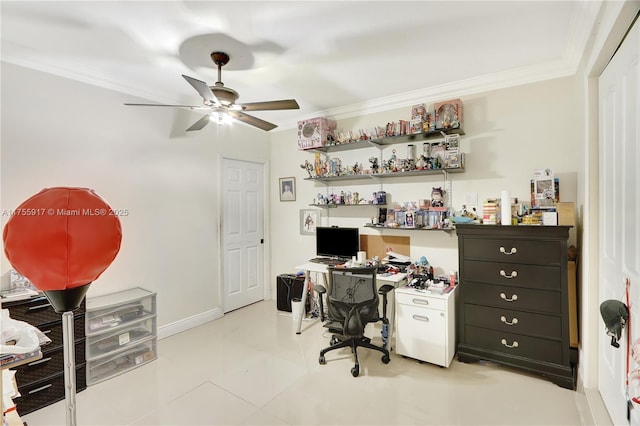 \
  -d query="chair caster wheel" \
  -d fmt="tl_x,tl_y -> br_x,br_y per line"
319,355 -> 326,365
382,355 -> 390,364
351,365 -> 359,377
